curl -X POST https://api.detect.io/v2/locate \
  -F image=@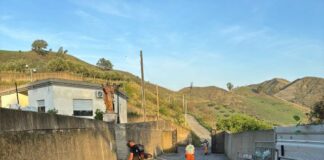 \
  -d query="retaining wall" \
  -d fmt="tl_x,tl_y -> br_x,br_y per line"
0,108 -> 117,160
224,130 -> 274,160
